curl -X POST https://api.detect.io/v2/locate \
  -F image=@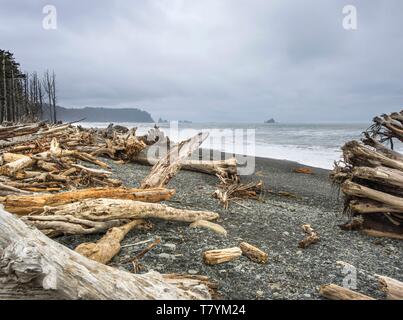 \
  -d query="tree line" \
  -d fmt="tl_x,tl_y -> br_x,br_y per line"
0,49 -> 57,124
